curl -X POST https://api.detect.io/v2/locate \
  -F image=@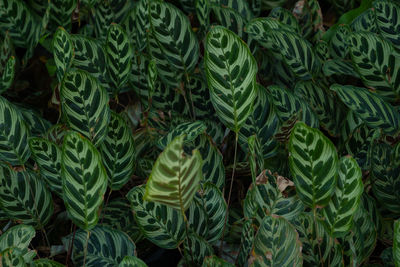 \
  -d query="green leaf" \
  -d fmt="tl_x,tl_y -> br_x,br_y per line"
53,27 -> 73,82
323,59 -> 360,78
294,80 -> 342,136
0,166 -> 53,228
269,7 -> 300,33
196,0 -> 210,35
187,183 -> 227,243
211,0 -> 253,21
237,218 -> 255,266
32,259 -> 65,267
48,0 -> 77,32
204,26 -> 258,133
370,142 -> 400,214
118,256 -> 147,267
144,135 -> 203,211
100,112 -> 135,190
0,56 -> 15,93
195,134 -> 225,190
331,84 -> 400,134
149,1 -> 199,74
239,85 -> 280,159
373,0 -> 400,49
342,205 -> 377,265
244,172 -> 304,225
322,156 -> 363,238
70,35 -> 108,89
126,185 -> 186,249
289,122 -> 338,208
0,0 -> 42,48
293,213 -> 343,266
63,226 -> 136,267
202,255 -> 235,266
267,29 -> 320,80
0,96 -> 31,165
61,131 -> 108,230
29,137 -> 63,197
17,106 -> 52,137
251,215 -> 303,266
157,121 -> 206,150
394,220 -> 400,267
348,32 -> 400,100
268,85 -> 319,128
0,224 -> 36,264
329,24 -> 351,59
61,69 -> 111,146
183,232 -> 214,265
106,23 -> 132,95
